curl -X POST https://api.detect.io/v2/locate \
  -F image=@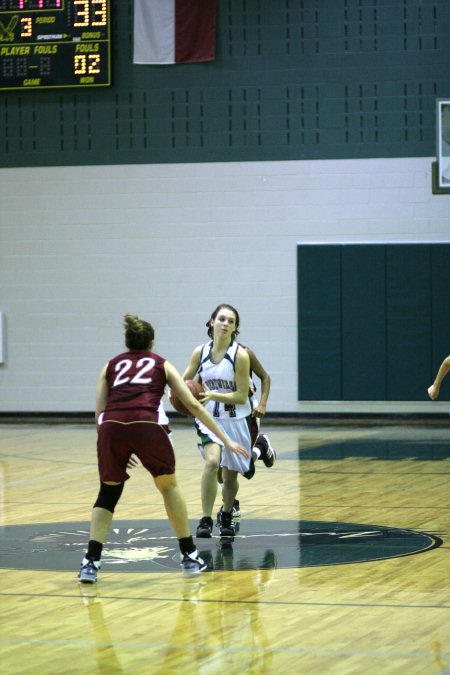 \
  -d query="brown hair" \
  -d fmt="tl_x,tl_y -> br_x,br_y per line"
124,314 -> 154,351
206,304 -> 240,339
